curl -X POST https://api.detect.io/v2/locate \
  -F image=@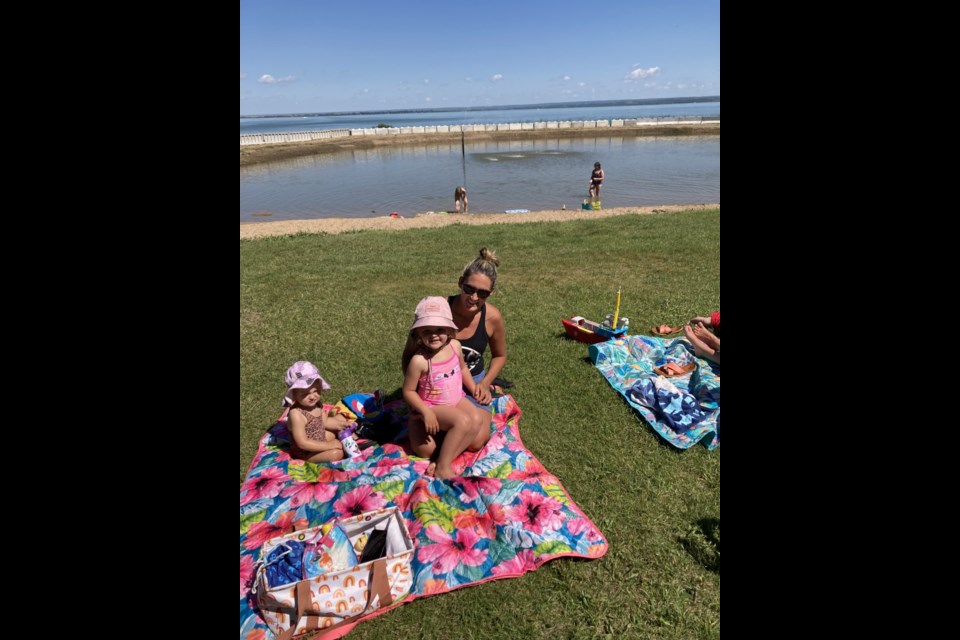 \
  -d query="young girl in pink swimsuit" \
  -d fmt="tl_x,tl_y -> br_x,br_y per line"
402,296 -> 490,479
